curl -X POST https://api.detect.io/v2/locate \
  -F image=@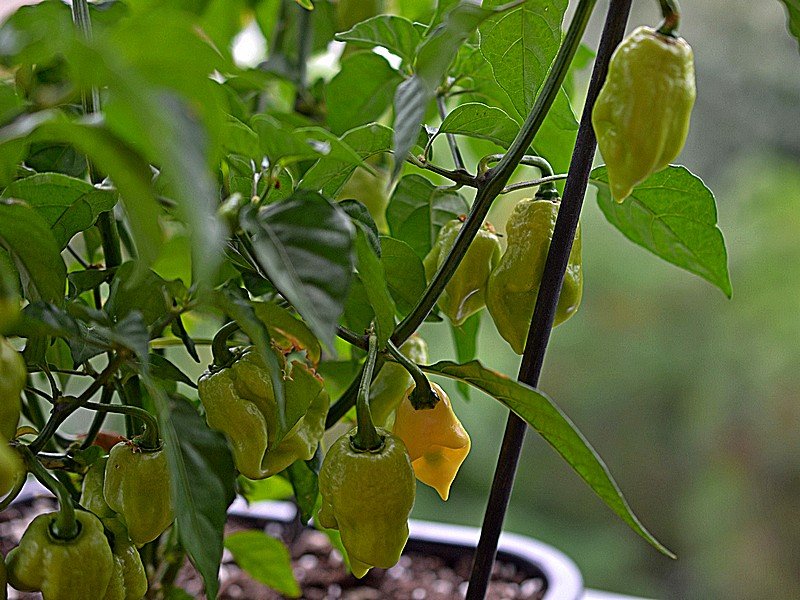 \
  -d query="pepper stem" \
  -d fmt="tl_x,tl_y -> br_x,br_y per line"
23,448 -> 79,540
386,341 -> 439,410
478,154 -> 559,198
350,328 -> 384,452
83,401 -> 161,450
211,321 -> 240,367
657,0 -> 680,36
